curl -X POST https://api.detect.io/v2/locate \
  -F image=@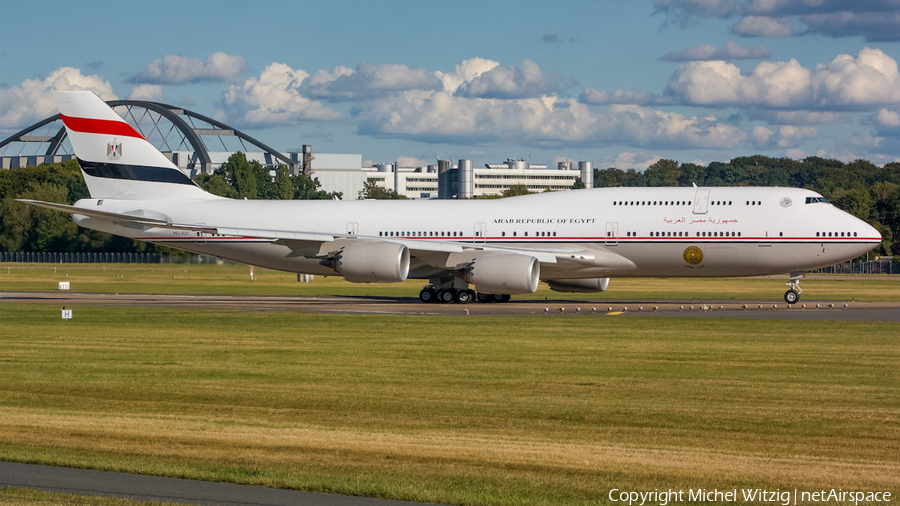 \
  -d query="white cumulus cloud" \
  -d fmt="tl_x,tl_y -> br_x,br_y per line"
217,63 -> 342,127
660,40 -> 773,61
730,16 -> 795,37
437,58 -> 500,94
750,125 -> 818,149
131,52 -> 246,84
128,84 -> 163,101
299,62 -> 443,101
453,59 -> 569,99
0,67 -> 116,129
579,88 -> 671,106
355,91 -> 745,149
667,48 -> 900,110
